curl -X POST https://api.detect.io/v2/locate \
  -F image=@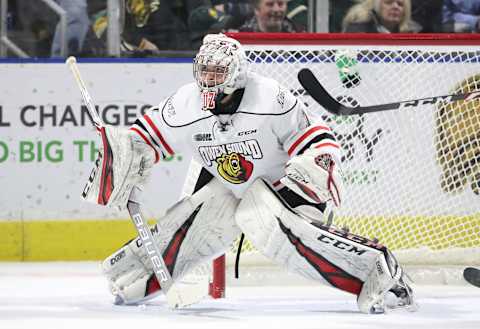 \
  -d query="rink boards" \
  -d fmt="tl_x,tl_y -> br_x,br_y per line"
0,58 -> 479,262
